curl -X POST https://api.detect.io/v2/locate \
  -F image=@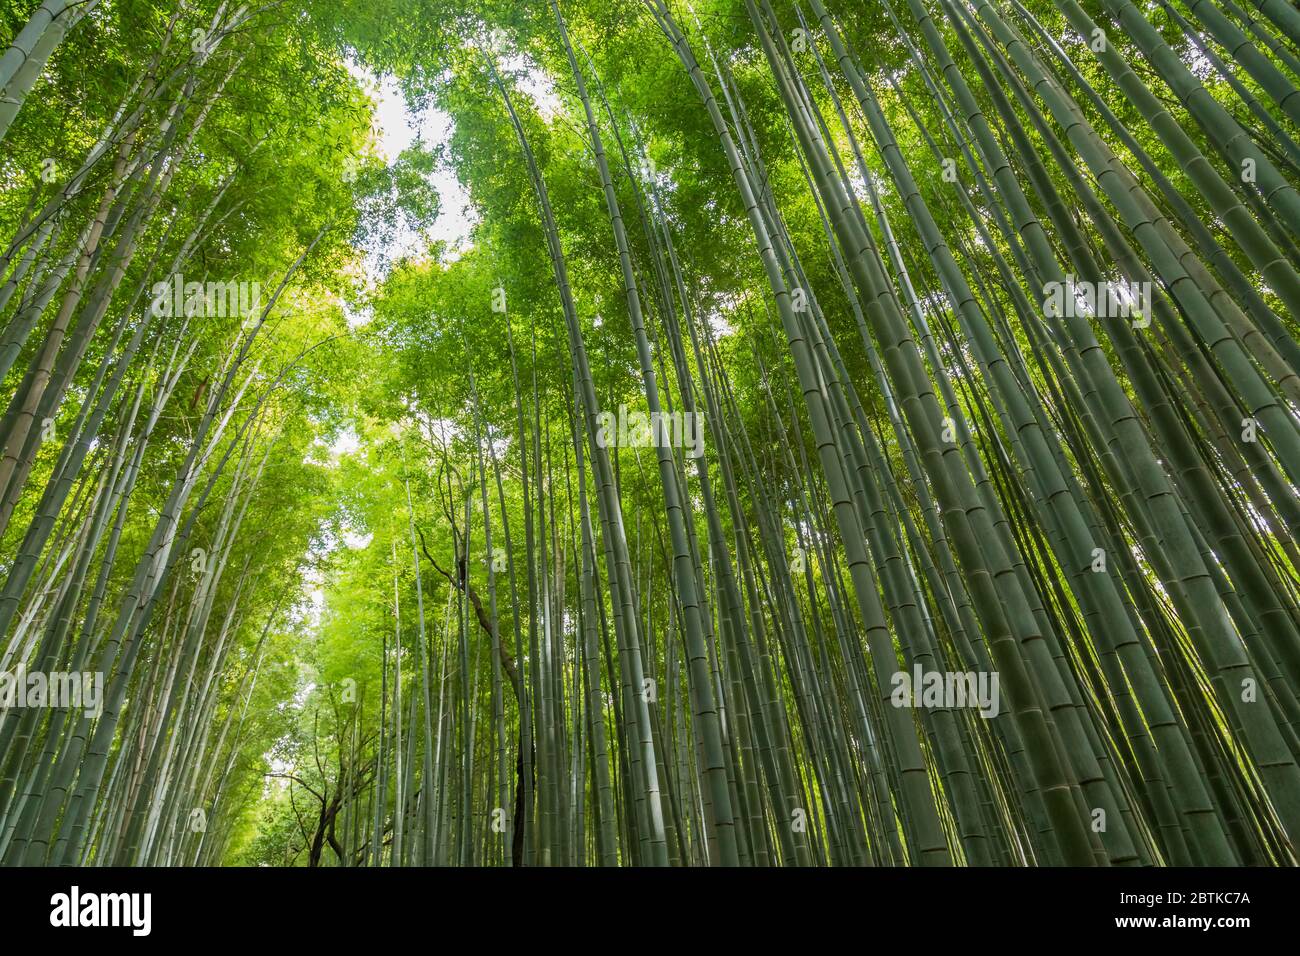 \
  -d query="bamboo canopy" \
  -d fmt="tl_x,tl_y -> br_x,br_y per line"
1,0 -> 1299,866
